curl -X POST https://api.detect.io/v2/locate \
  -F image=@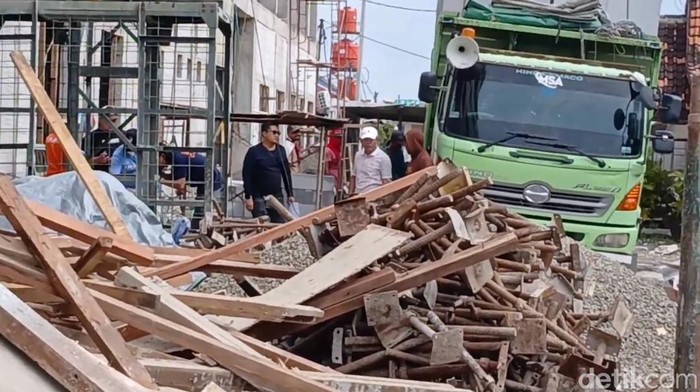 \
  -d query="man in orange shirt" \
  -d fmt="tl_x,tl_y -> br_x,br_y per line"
45,123 -> 69,176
